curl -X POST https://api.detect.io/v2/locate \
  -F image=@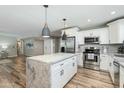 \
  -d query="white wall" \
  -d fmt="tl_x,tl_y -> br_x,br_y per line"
23,38 -> 44,56
0,34 -> 17,57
